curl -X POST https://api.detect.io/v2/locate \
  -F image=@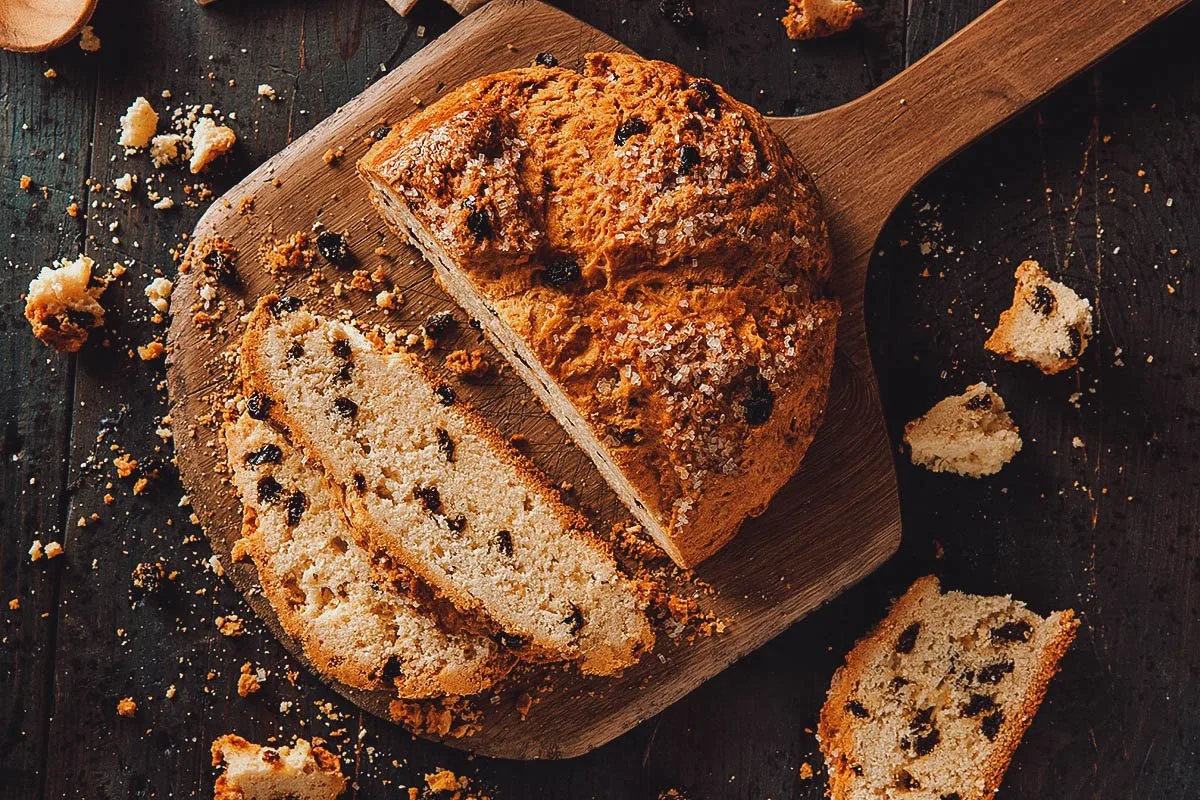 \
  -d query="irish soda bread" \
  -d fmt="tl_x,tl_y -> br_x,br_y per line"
819,576 -> 1078,800
903,384 -> 1022,478
985,260 -> 1093,375
224,412 -> 511,697
358,52 -> 839,567
239,296 -> 653,675
212,734 -> 347,800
